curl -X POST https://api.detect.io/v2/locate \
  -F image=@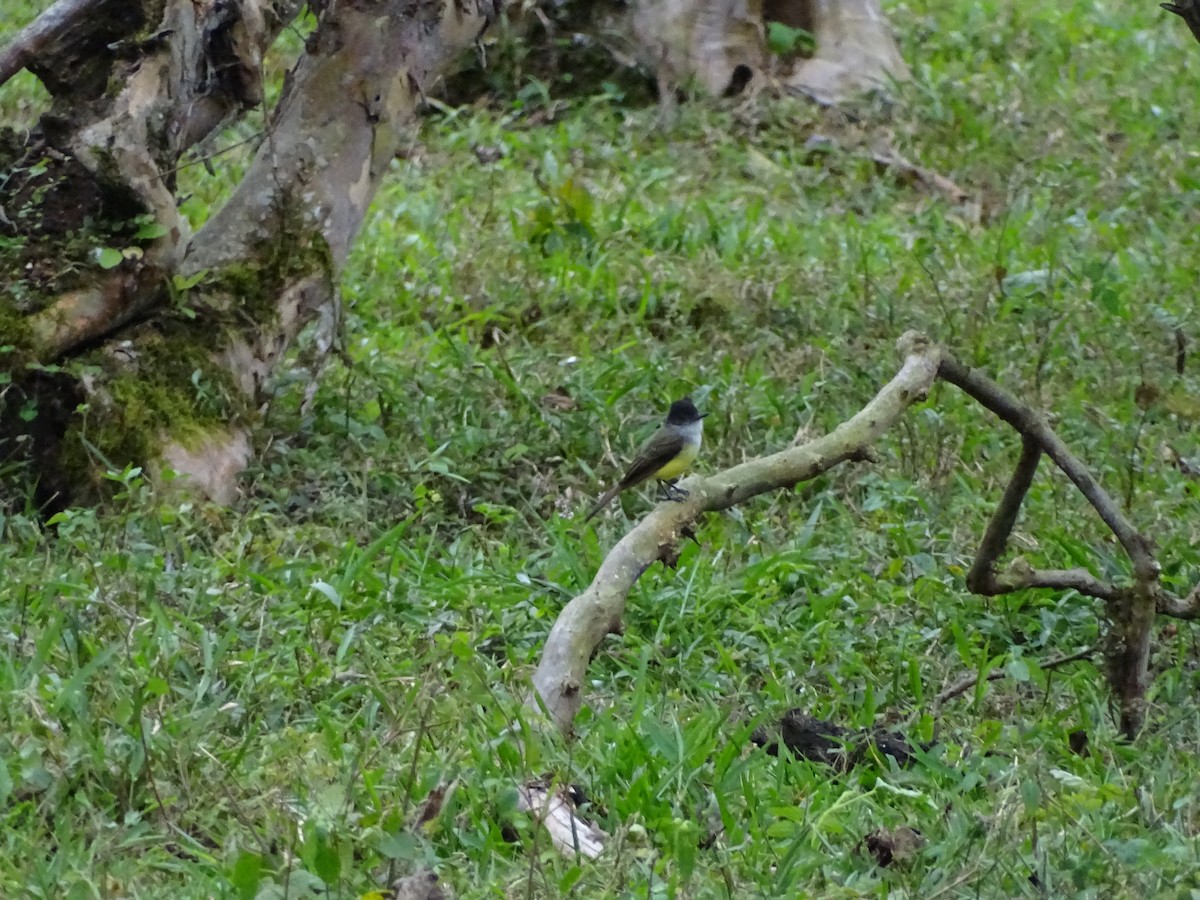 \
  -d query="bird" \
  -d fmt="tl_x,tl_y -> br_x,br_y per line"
584,396 -> 707,521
